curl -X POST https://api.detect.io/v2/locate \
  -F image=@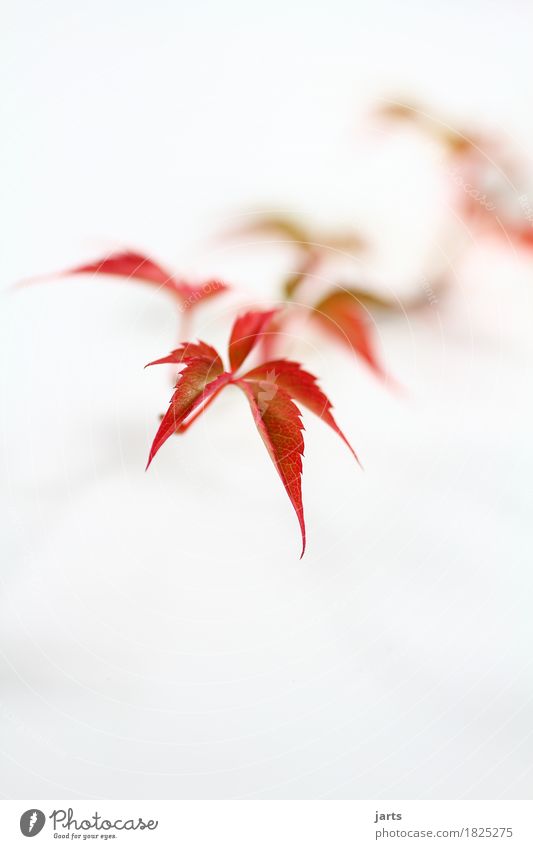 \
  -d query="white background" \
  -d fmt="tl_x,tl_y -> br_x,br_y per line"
1,0 -> 532,799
